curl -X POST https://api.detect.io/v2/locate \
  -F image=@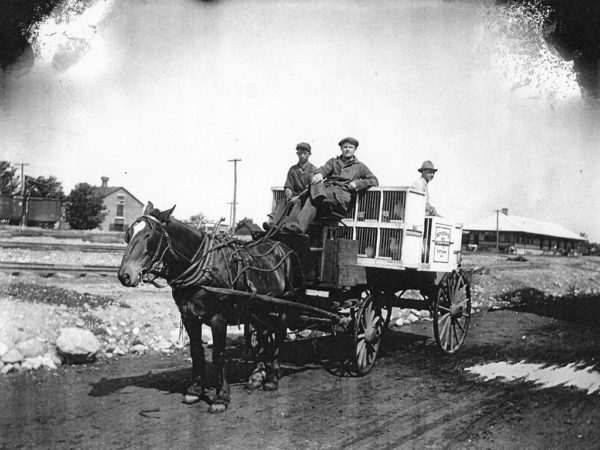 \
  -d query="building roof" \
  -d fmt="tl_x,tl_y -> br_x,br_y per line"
93,186 -> 144,206
465,213 -> 584,241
